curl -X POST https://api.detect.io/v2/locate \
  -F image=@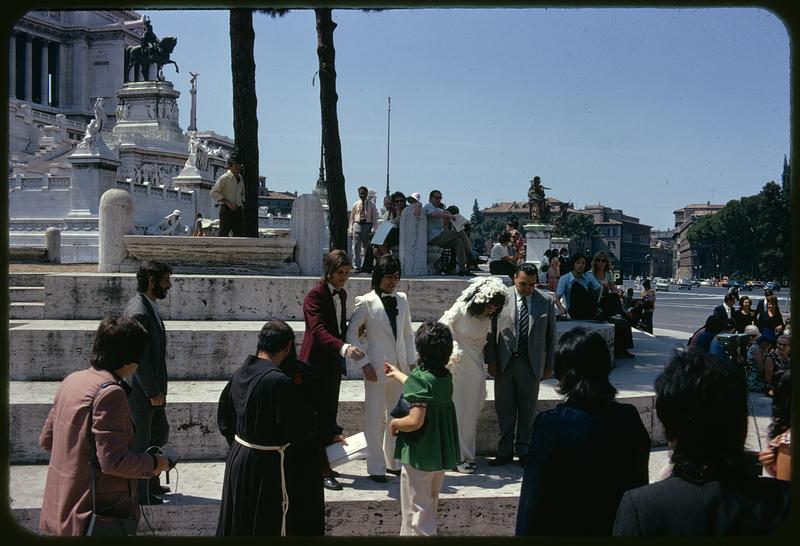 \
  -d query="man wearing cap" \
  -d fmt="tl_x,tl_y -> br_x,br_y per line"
423,189 -> 473,276
211,151 -> 246,237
